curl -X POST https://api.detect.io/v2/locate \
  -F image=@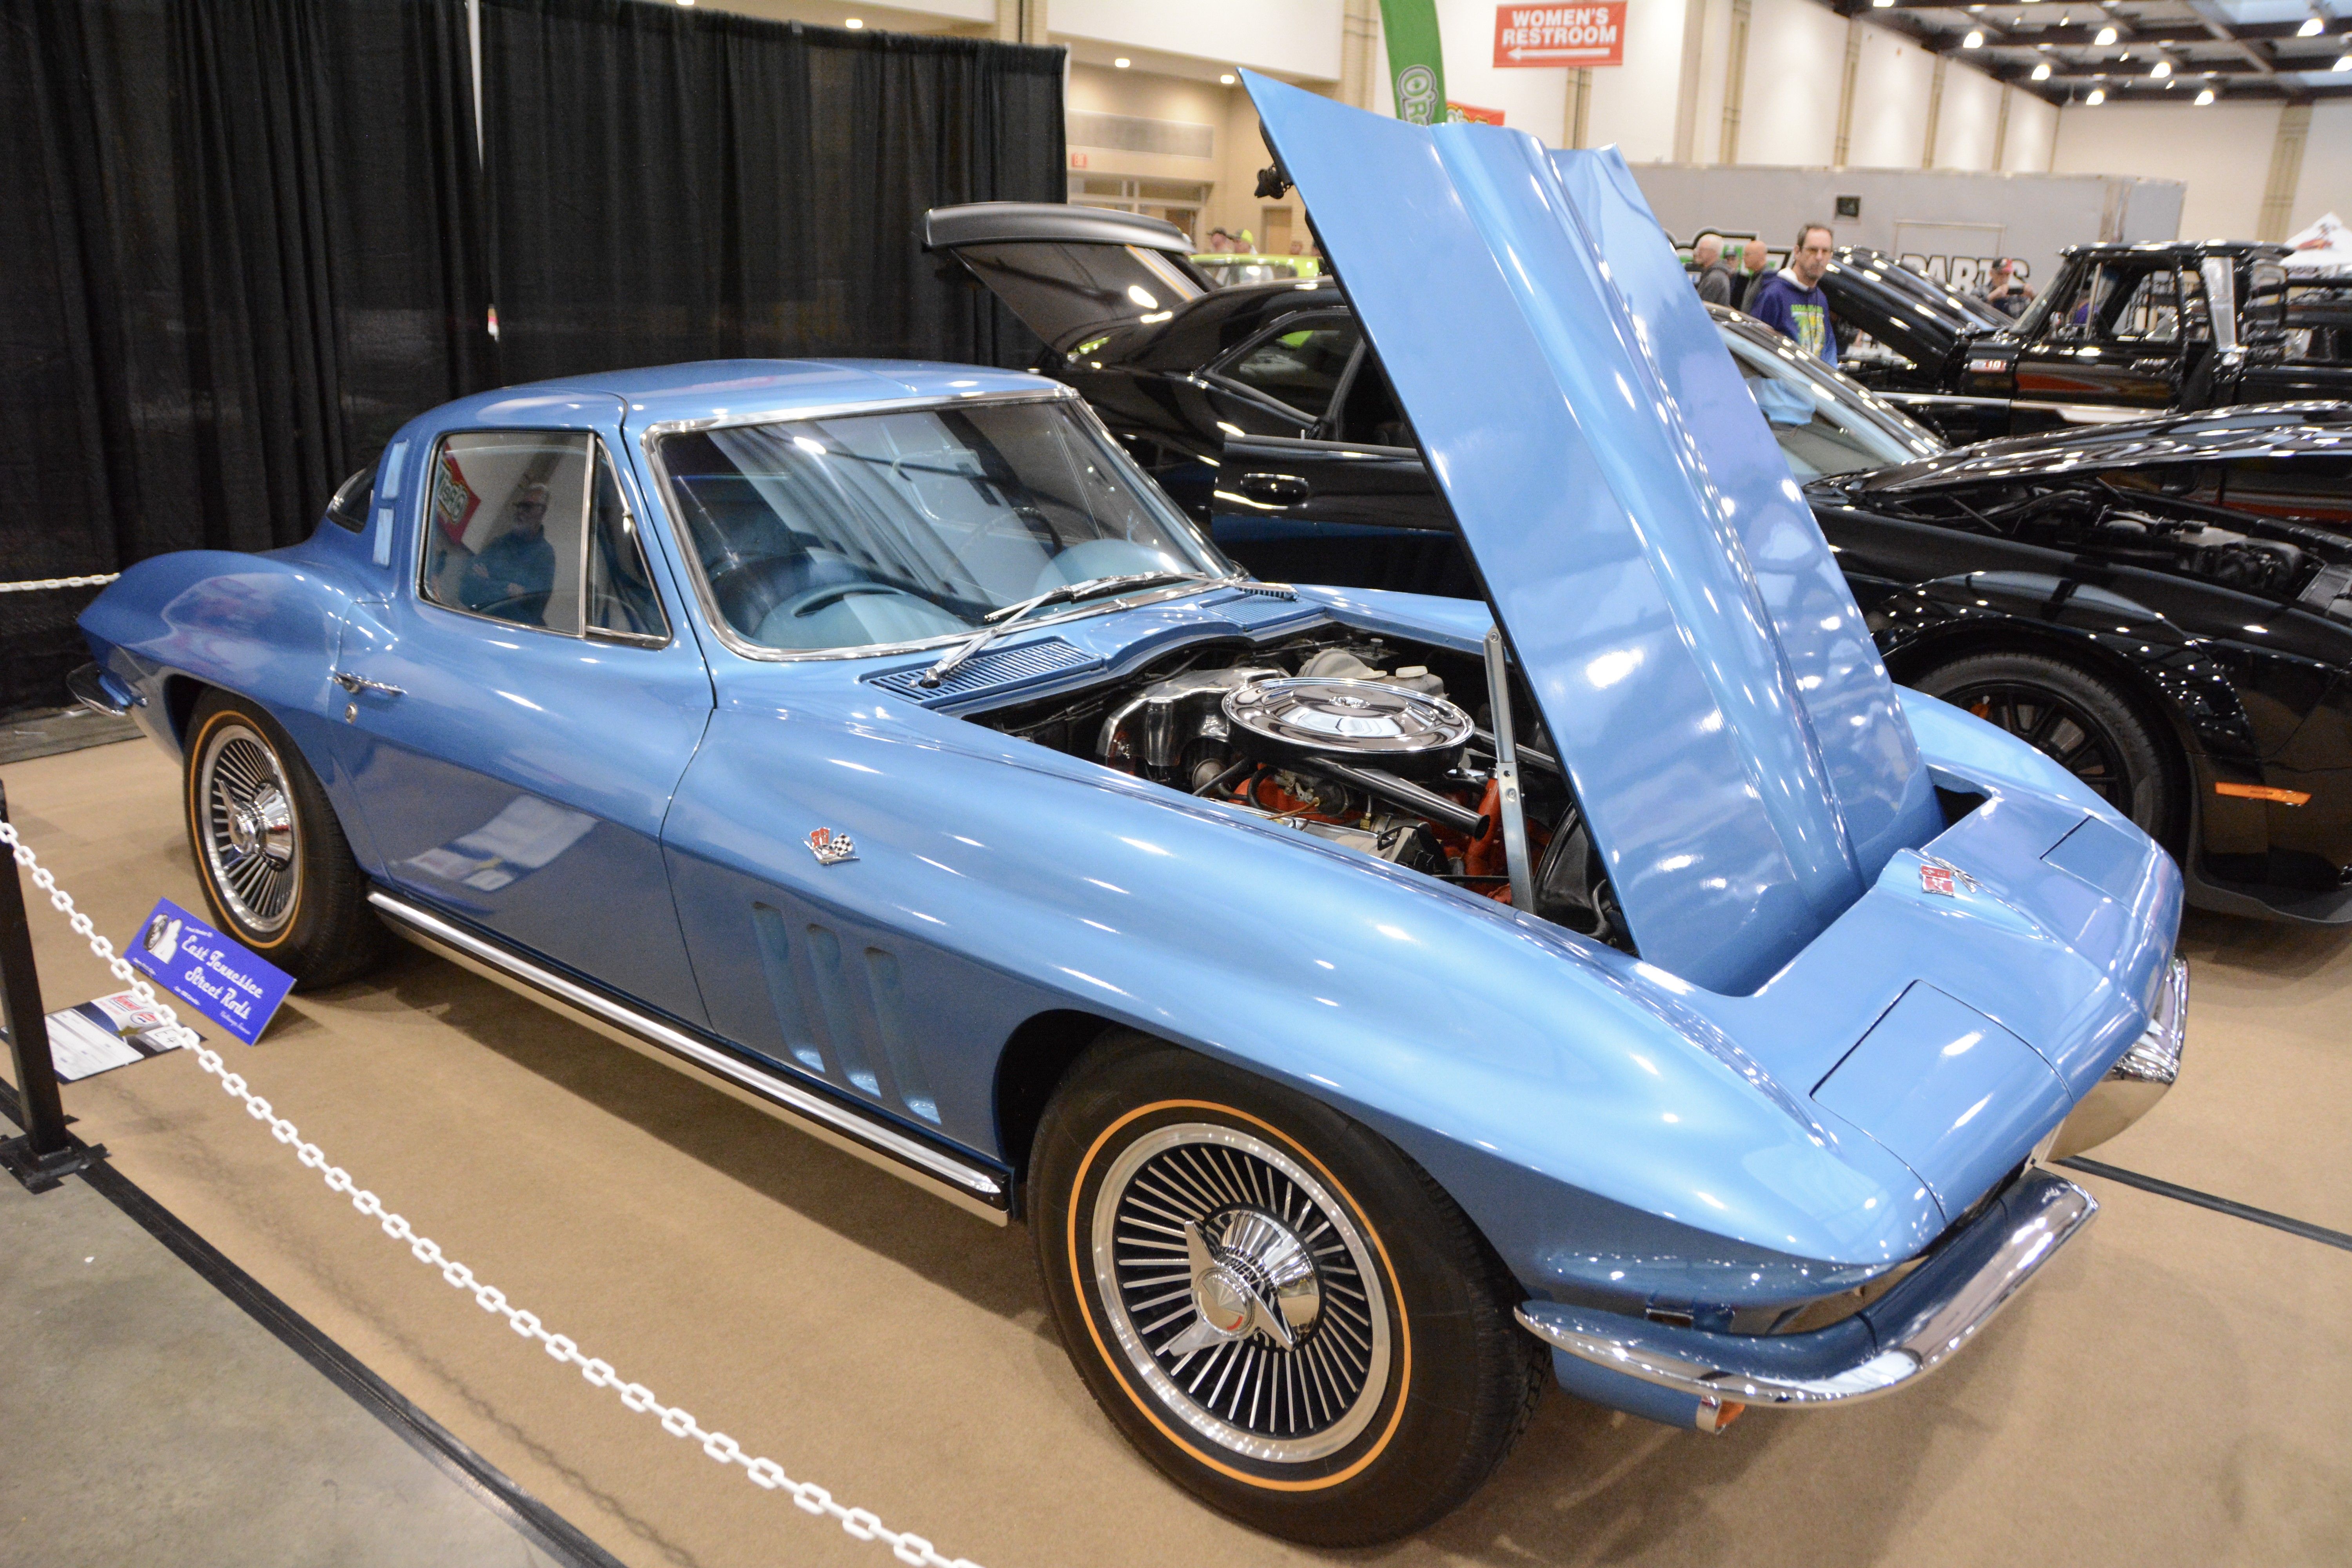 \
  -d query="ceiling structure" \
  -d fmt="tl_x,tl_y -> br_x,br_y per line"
1837,0 -> 2352,103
